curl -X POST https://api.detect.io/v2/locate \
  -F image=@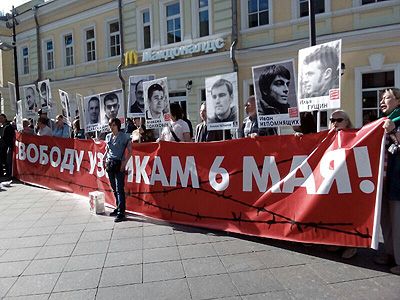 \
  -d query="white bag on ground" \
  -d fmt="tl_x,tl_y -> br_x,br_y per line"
89,191 -> 105,214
